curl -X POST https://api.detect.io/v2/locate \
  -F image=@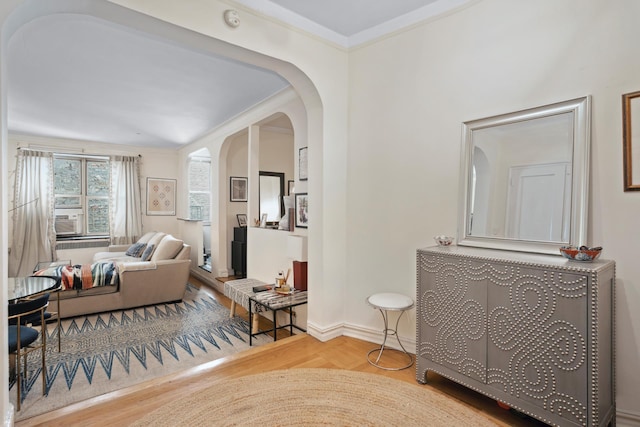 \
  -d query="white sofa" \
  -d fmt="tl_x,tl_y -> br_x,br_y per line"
54,232 -> 191,318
